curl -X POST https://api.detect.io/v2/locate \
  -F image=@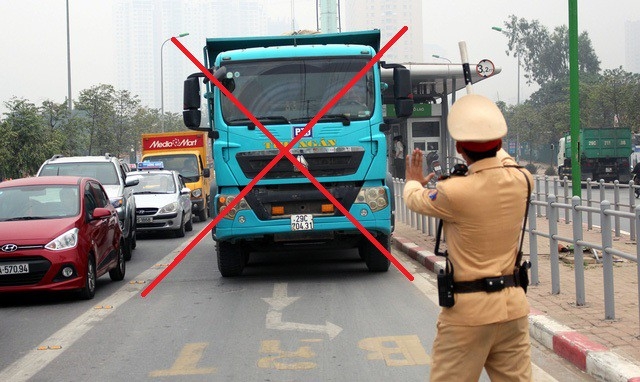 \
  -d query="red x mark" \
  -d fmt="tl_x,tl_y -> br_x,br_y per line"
141,27 -> 414,297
